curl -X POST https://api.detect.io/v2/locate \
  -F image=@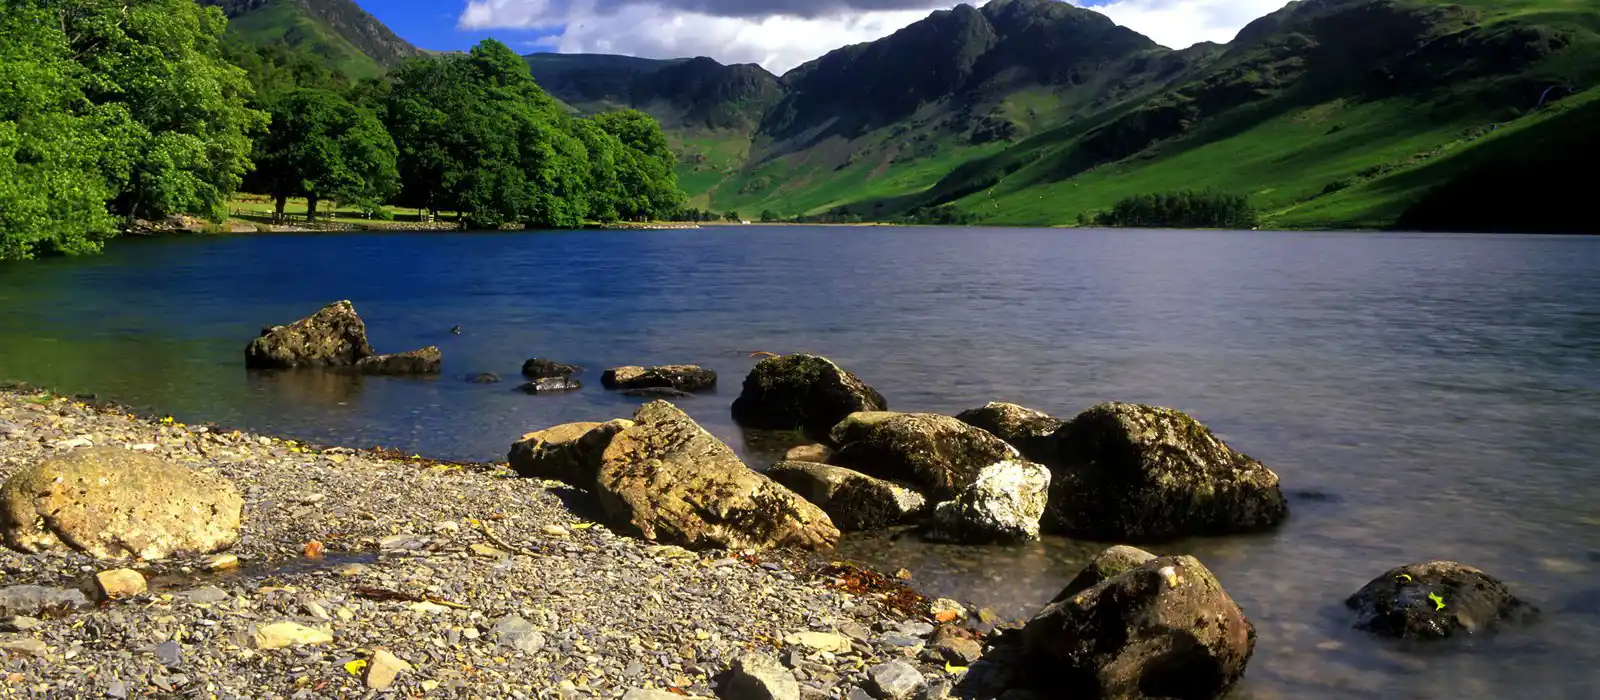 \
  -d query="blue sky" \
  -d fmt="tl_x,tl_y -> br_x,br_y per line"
362,0 -> 1291,74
